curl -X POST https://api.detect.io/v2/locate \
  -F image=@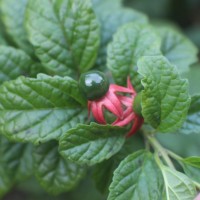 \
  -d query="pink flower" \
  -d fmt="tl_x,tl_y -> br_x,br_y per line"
88,77 -> 144,137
